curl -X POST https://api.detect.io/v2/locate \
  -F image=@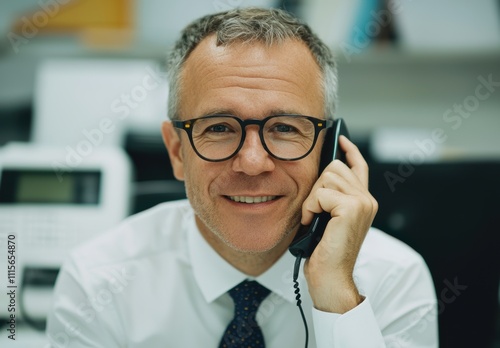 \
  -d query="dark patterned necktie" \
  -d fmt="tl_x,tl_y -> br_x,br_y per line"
219,280 -> 271,348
